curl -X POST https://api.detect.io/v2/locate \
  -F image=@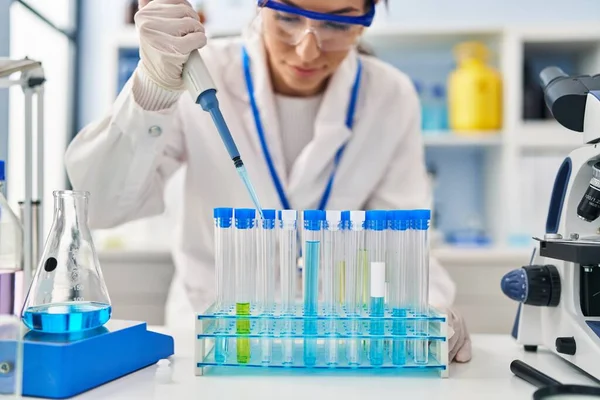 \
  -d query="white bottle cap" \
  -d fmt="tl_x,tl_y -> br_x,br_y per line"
349,210 -> 365,231
280,210 -> 297,221
326,210 -> 342,231
370,262 -> 386,298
